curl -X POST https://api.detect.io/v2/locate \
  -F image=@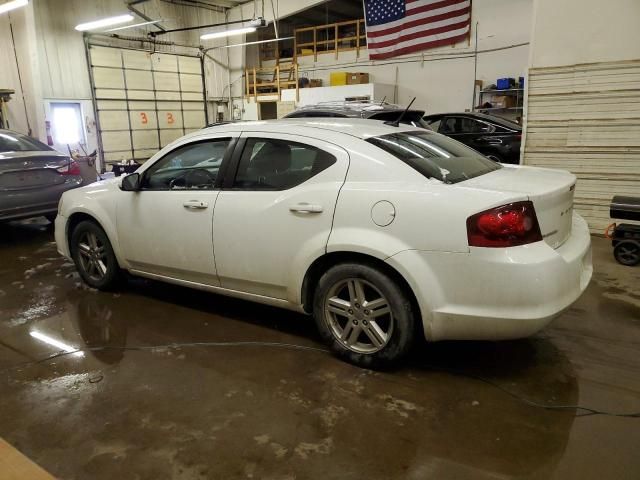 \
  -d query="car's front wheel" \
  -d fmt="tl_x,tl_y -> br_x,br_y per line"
70,220 -> 121,290
313,263 -> 416,368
